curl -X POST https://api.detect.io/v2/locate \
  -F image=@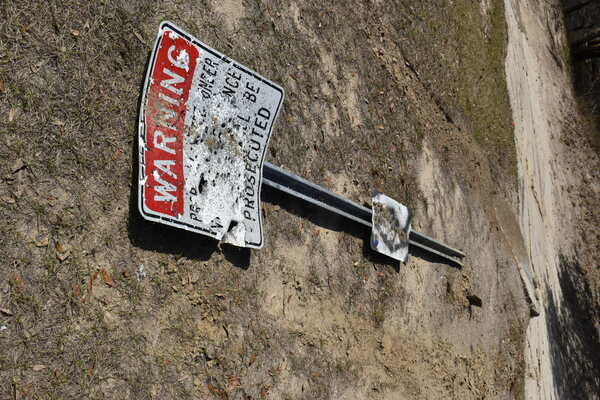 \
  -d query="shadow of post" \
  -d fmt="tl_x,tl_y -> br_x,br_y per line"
407,243 -> 463,269
261,184 -> 460,270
